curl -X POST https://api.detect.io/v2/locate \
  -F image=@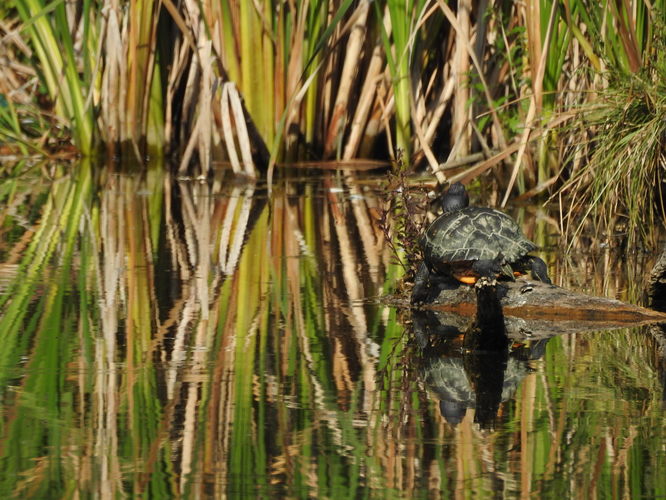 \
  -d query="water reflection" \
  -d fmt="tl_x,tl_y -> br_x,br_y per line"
413,309 -> 550,430
0,161 -> 665,498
